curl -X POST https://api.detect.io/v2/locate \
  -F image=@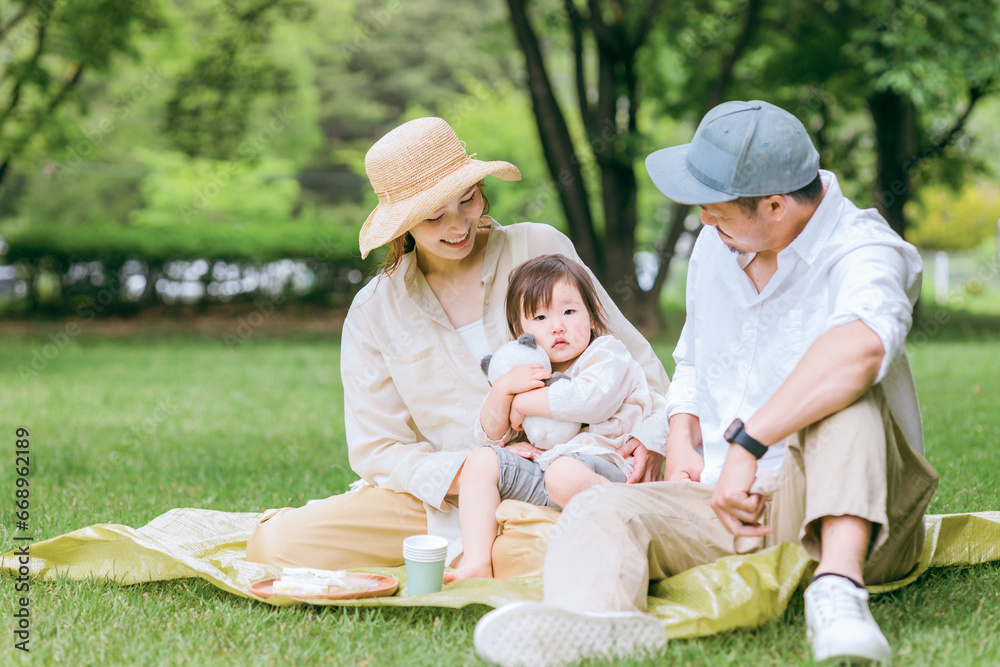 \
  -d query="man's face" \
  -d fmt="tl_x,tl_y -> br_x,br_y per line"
699,200 -> 772,254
